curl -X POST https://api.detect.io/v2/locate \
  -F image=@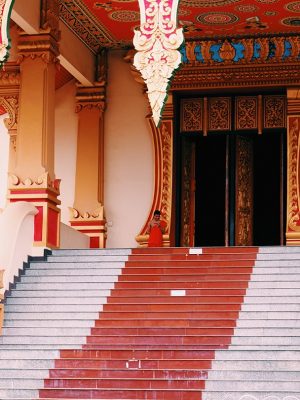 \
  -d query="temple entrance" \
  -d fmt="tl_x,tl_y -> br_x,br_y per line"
177,131 -> 286,247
